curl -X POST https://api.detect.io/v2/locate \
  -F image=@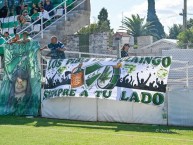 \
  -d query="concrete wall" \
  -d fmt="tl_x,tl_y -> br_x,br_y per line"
64,32 -> 117,58
129,42 -> 178,56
